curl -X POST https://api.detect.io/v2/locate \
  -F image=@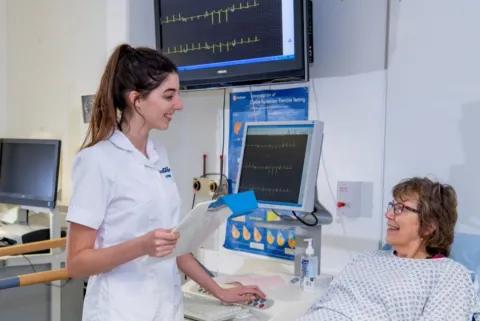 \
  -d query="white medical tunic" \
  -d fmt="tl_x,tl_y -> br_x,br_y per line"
66,130 -> 183,321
